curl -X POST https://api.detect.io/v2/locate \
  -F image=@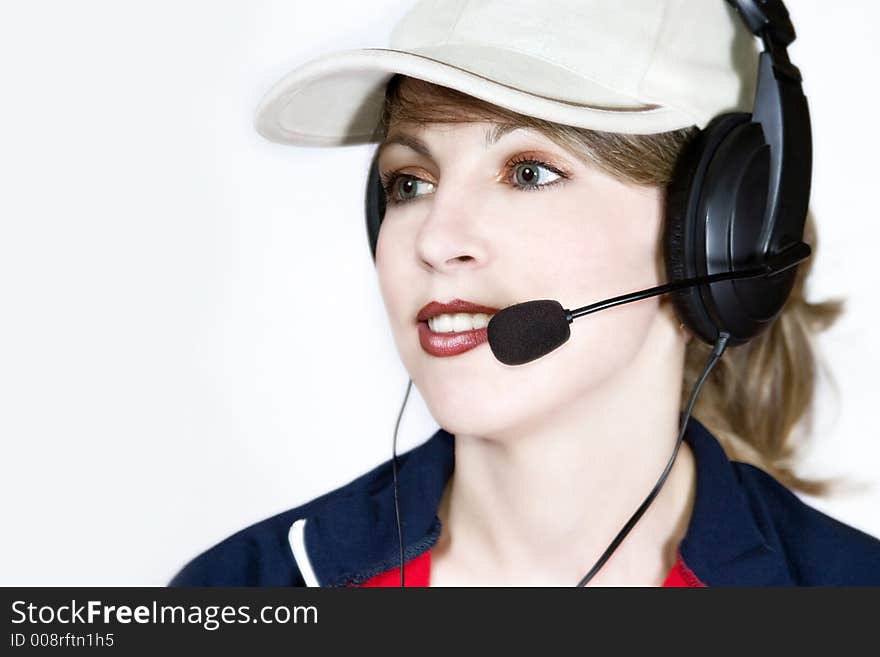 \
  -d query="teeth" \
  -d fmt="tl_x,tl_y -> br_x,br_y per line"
428,312 -> 494,333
